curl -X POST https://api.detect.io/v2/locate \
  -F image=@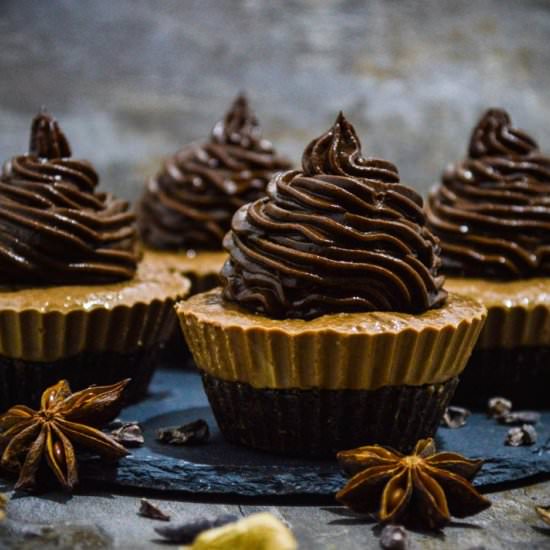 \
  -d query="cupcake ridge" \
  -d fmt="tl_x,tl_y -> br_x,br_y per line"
0,111 -> 138,285
138,94 -> 291,251
427,108 -> 550,278
222,113 -> 446,319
